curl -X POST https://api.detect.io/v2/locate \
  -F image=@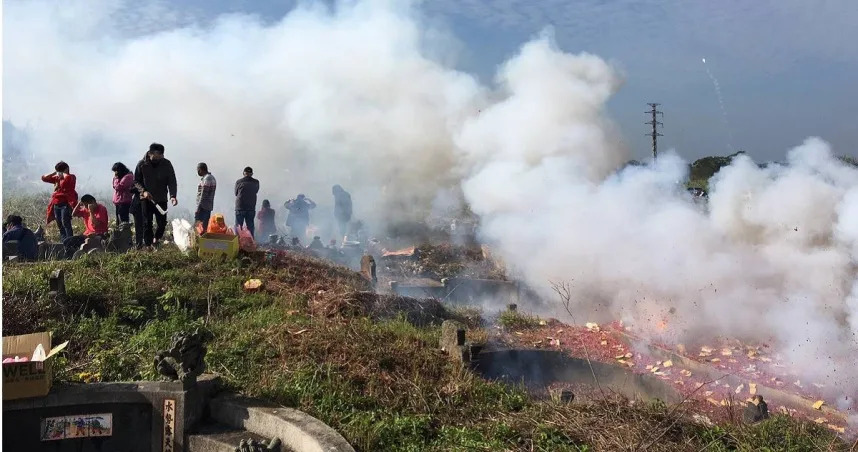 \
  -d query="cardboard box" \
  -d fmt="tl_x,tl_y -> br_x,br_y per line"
3,332 -> 68,400
197,233 -> 239,260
